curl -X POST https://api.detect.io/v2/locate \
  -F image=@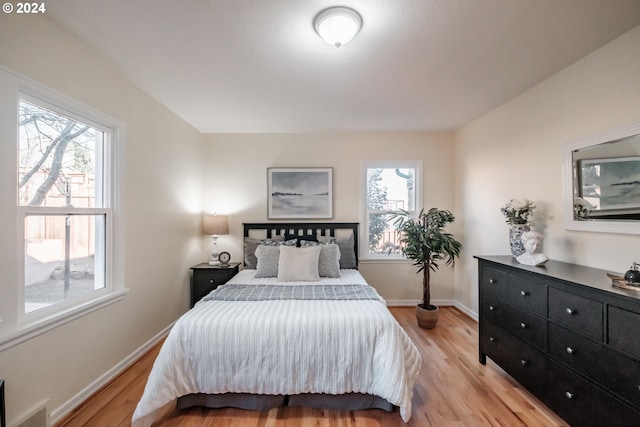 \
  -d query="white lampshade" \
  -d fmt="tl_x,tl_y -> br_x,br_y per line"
314,6 -> 362,48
